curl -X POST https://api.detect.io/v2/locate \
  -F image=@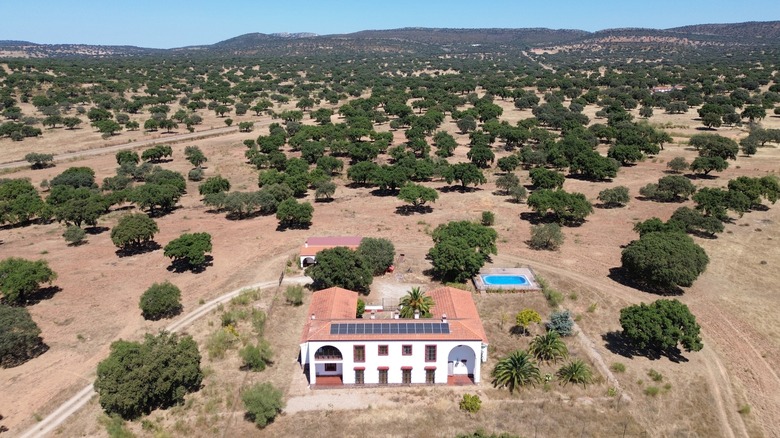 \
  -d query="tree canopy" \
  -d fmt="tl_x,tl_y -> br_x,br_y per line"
0,304 -> 46,368
620,231 -> 709,291
94,332 -> 203,419
356,237 -> 395,276
0,258 -> 57,305
163,232 -> 213,269
306,246 -> 373,293
428,221 -> 497,282
620,299 -> 703,355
